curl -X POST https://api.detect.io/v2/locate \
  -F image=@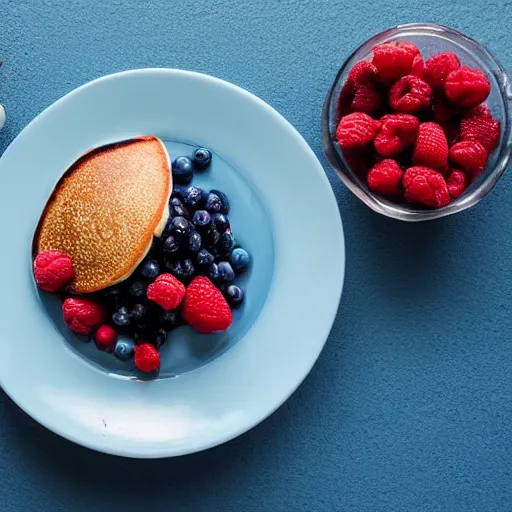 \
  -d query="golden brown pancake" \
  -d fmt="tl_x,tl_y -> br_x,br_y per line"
34,136 -> 171,294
